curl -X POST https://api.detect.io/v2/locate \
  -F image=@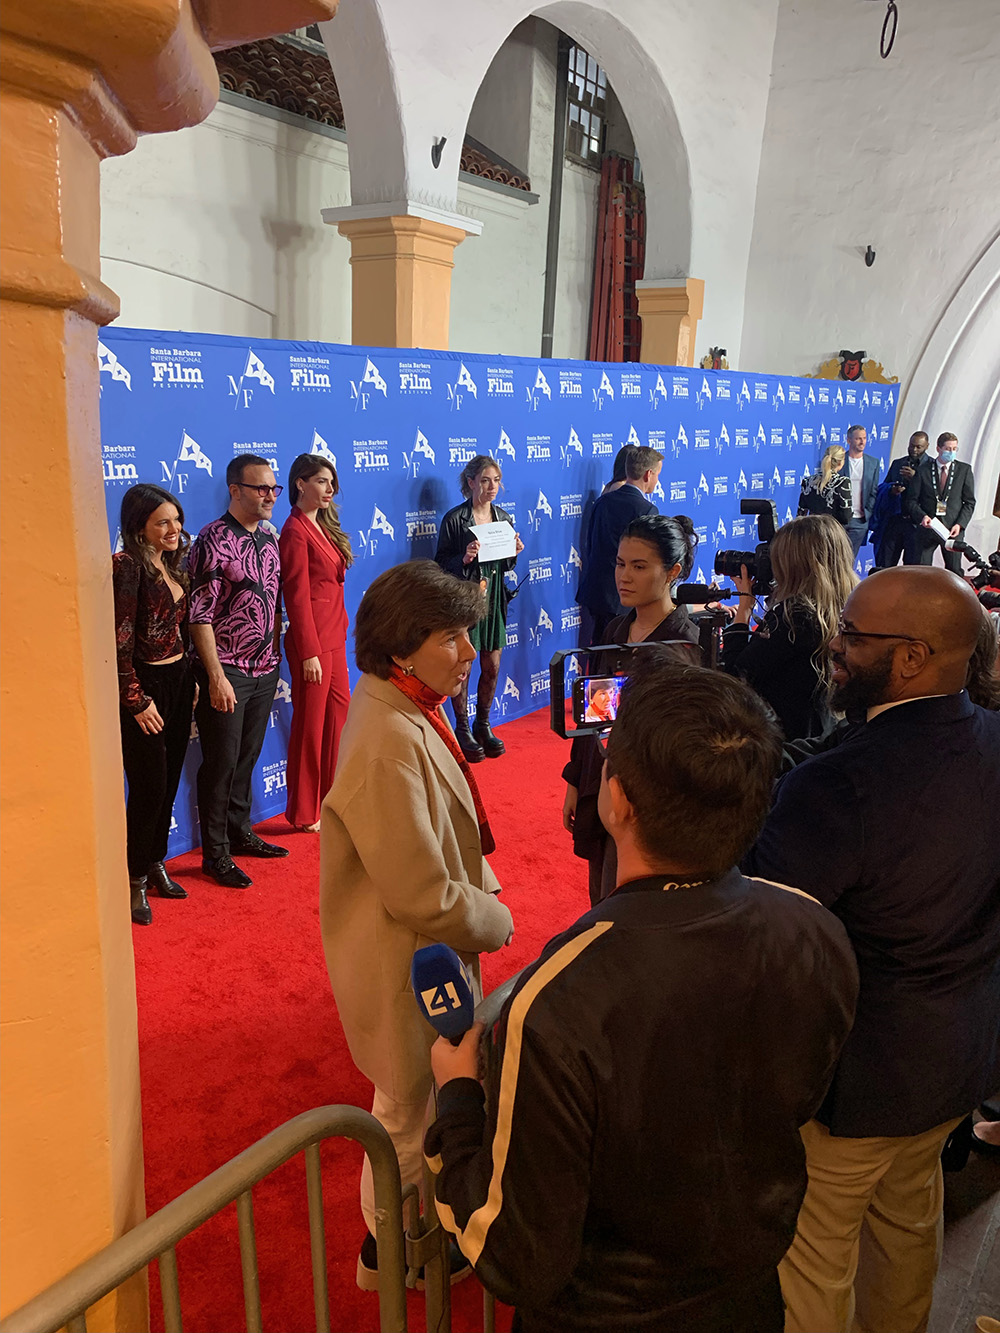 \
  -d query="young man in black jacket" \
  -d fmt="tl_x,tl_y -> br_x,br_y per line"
425,663 -> 859,1333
